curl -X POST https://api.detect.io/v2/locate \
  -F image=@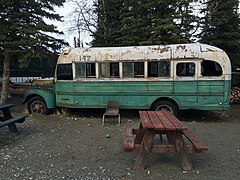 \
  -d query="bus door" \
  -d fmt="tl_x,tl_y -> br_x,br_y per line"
55,63 -> 74,107
173,61 -> 198,107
